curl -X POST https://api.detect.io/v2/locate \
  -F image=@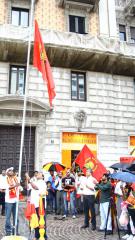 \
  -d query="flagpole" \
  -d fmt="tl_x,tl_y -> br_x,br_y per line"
14,0 -> 35,235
